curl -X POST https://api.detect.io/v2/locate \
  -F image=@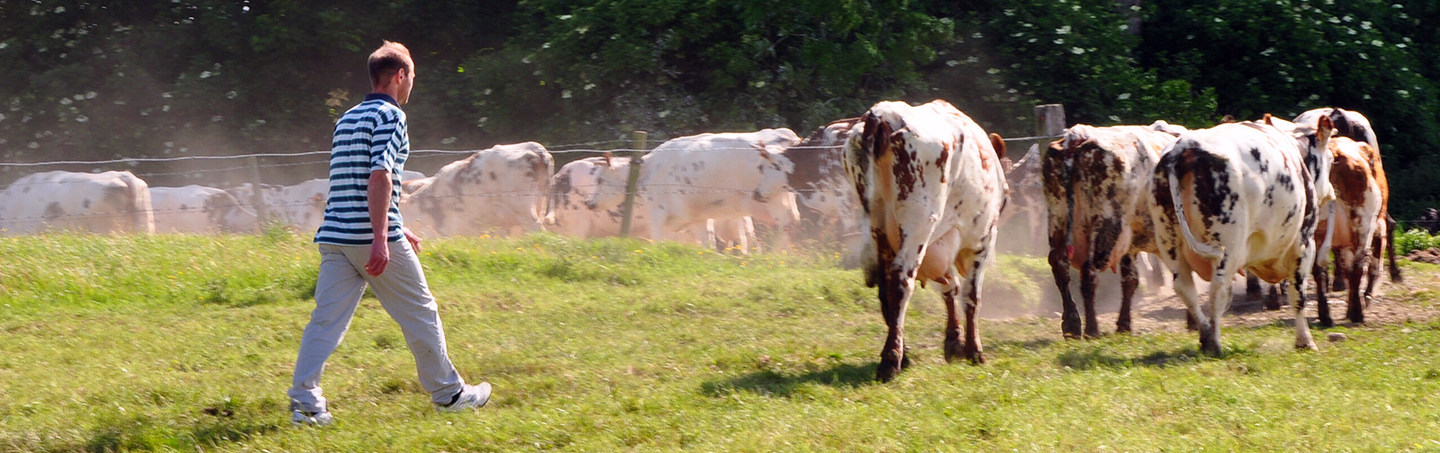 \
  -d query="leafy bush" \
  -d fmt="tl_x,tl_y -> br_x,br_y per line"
1394,228 -> 1440,256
